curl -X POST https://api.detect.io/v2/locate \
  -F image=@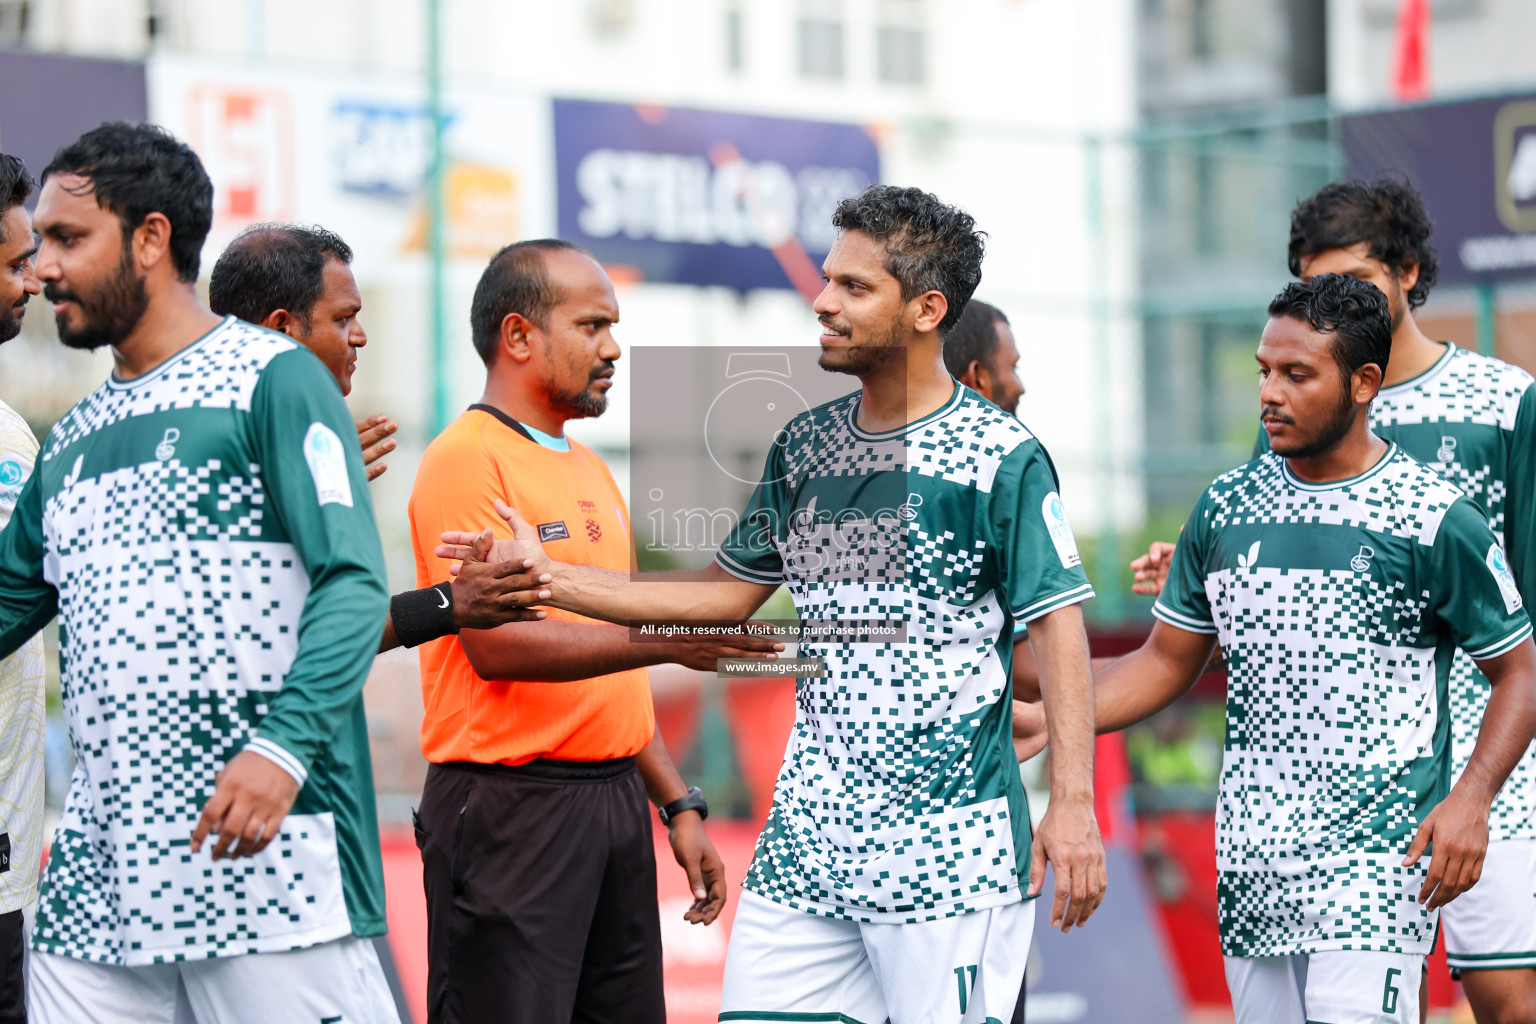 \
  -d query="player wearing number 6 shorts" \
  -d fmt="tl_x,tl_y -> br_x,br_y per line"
1054,277 -> 1536,1024
1128,181 -> 1536,1024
